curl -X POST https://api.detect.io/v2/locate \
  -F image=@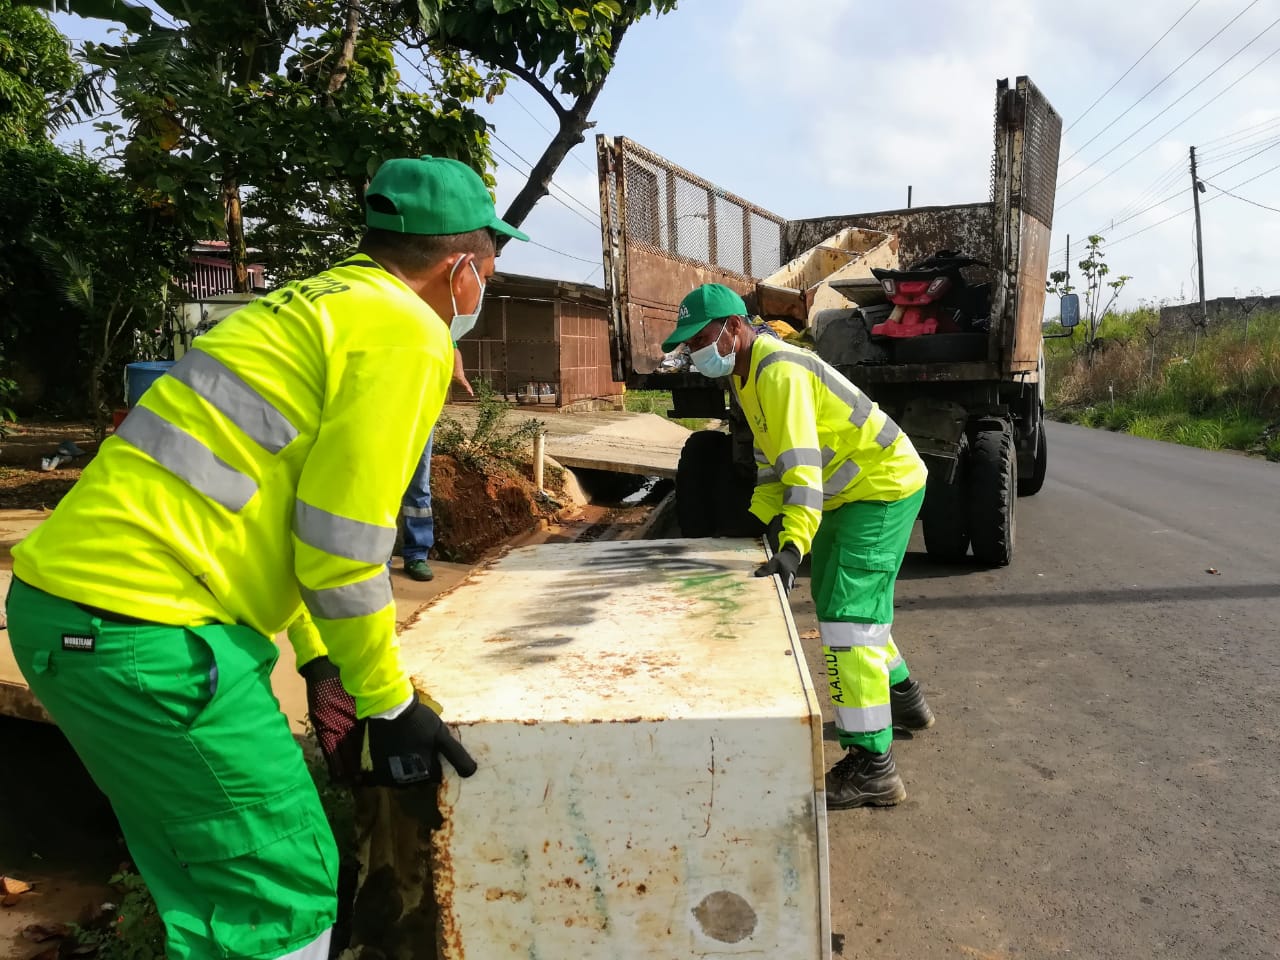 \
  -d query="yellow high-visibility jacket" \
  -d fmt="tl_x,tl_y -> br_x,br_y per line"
735,336 -> 927,556
13,254 -> 452,717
